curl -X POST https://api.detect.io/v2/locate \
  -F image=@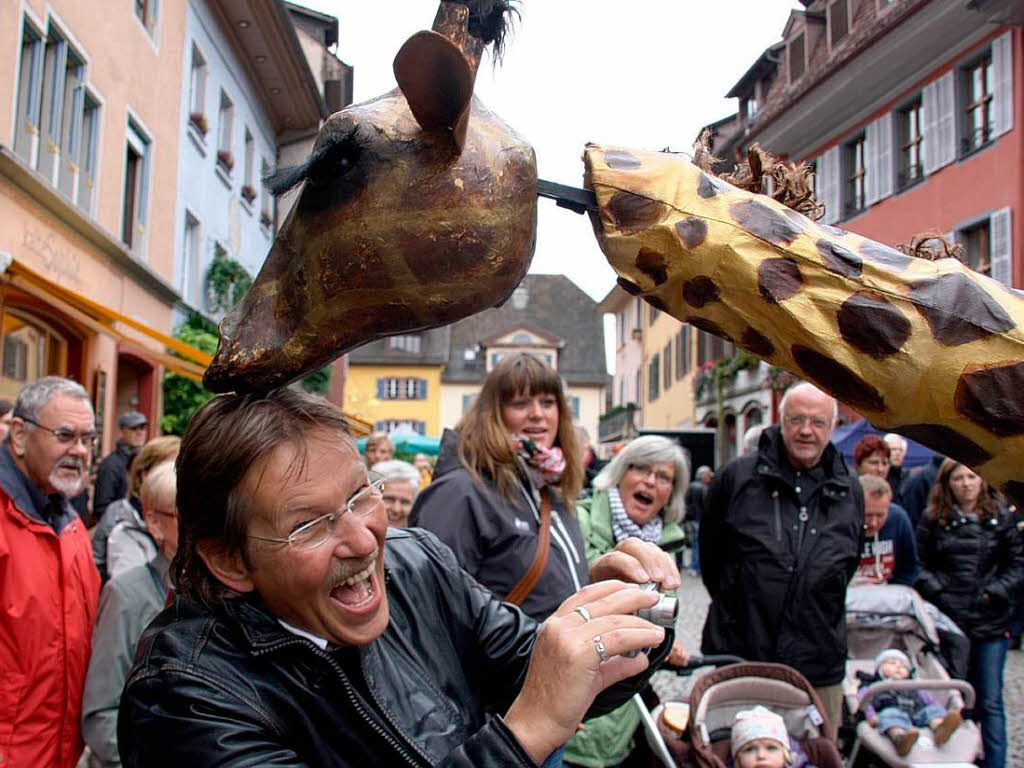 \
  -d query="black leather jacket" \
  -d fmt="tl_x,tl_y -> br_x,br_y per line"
700,427 -> 864,686
915,507 -> 1024,641
118,527 -> 669,767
